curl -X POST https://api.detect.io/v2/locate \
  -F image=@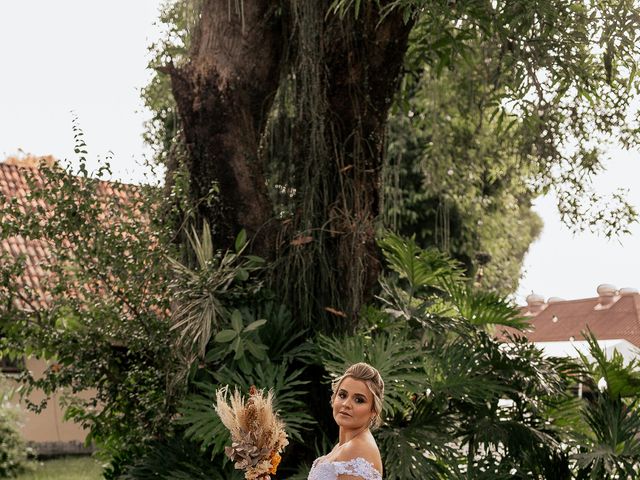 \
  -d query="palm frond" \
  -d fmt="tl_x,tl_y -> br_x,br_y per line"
376,277 -> 460,335
213,362 -> 316,443
574,396 -> 640,478
578,329 -> 640,398
443,279 -> 529,330
378,396 -> 454,479
423,334 -> 512,403
177,381 -> 231,456
378,231 -> 463,295
178,361 -> 315,451
255,302 -> 315,364
316,331 -> 428,415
